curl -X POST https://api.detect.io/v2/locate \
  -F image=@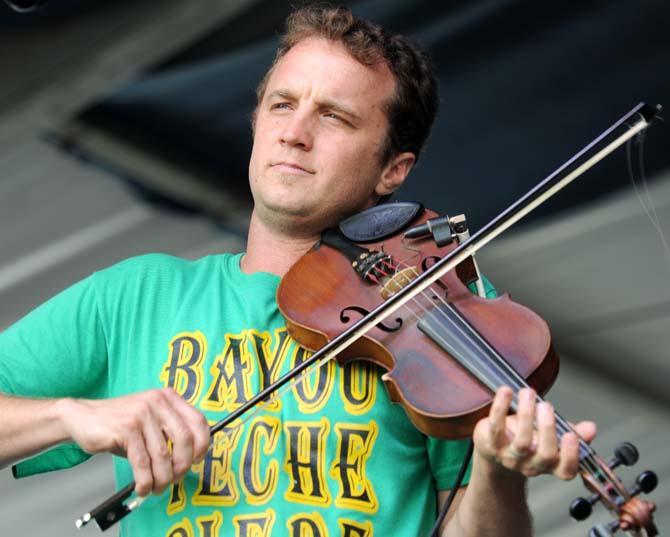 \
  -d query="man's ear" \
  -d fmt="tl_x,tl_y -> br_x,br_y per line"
375,152 -> 416,196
